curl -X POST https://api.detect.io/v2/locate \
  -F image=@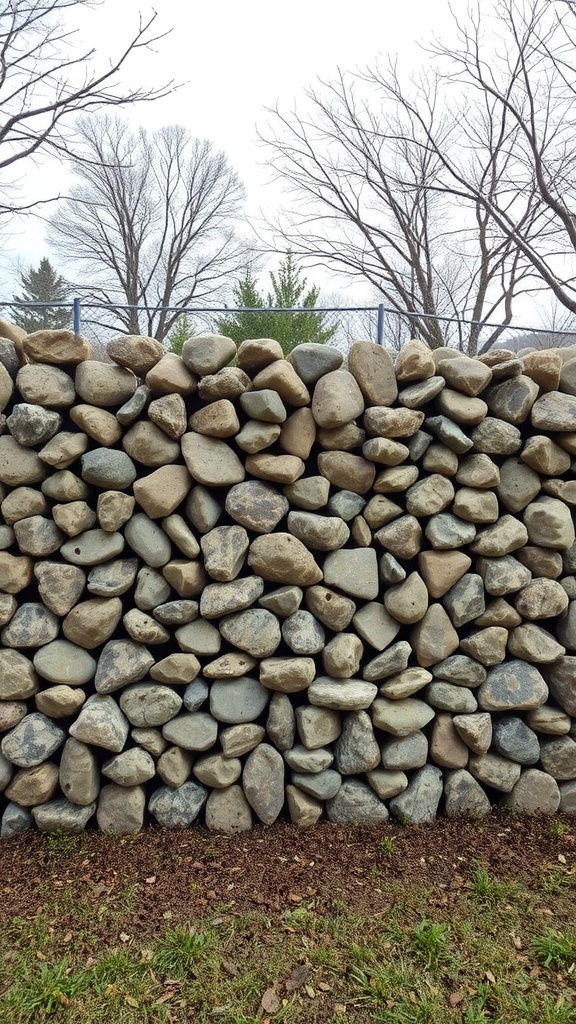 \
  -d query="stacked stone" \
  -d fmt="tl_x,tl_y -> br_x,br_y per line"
0,328 -> 575,837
